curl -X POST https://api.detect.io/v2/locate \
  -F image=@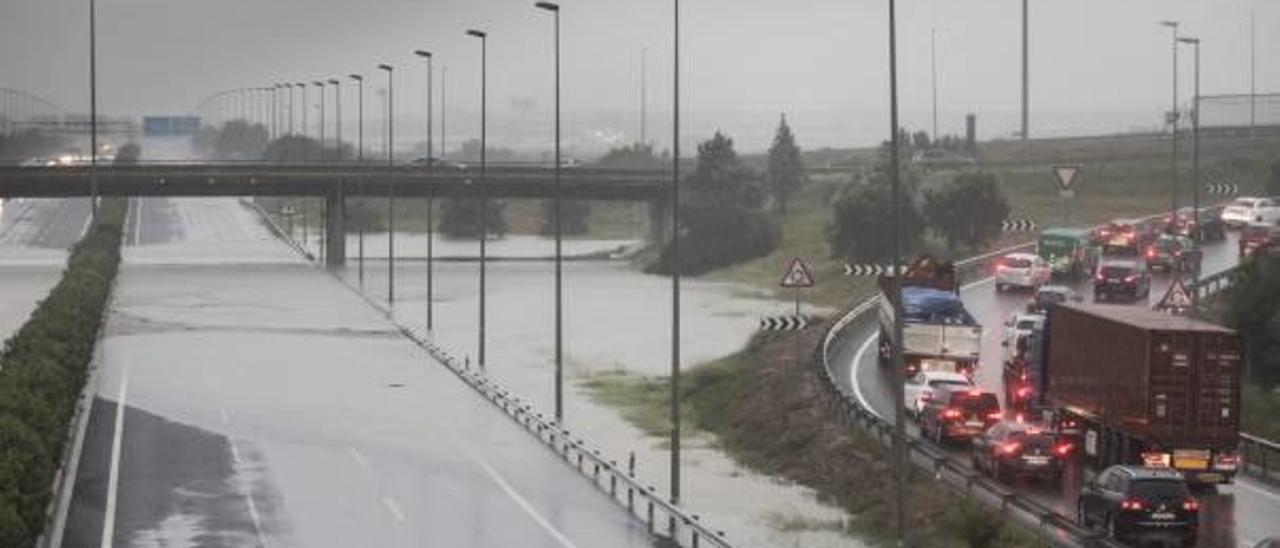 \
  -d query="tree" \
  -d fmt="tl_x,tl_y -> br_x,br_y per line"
923,171 -> 1010,253
647,131 -> 779,274
263,135 -> 321,163
912,130 -> 931,150
1225,256 -> 1280,385
113,143 -> 141,165
439,197 -> 508,239
828,167 -> 925,263
539,199 -> 590,236
193,120 -> 269,160
766,115 -> 808,213
595,143 -> 664,169
1268,158 -> 1280,197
